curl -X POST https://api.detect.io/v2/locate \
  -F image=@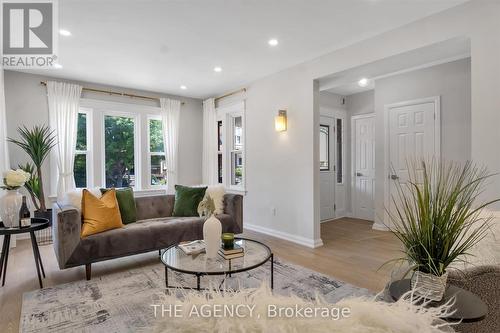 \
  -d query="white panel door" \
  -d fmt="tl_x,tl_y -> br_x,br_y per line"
388,100 -> 438,217
353,115 -> 375,220
320,116 -> 335,221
